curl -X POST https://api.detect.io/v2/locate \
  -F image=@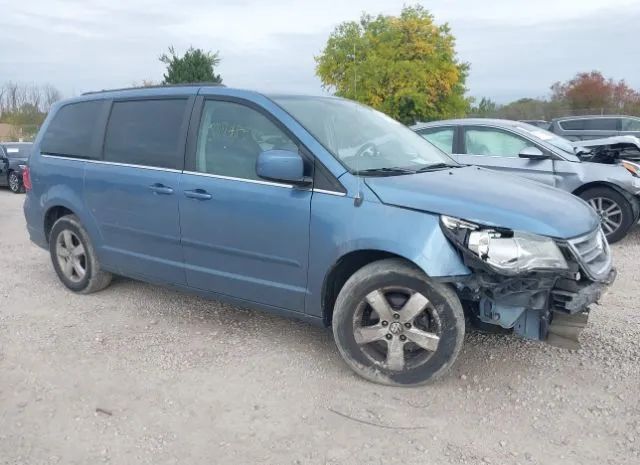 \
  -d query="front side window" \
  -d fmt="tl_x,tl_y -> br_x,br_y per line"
464,128 -> 530,158
418,128 -> 454,154
195,100 -> 297,181
41,100 -> 104,158
621,117 -> 640,131
103,99 -> 188,169
272,96 -> 455,173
